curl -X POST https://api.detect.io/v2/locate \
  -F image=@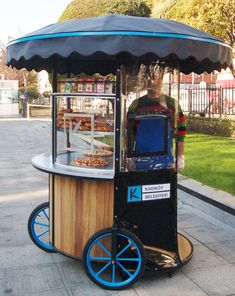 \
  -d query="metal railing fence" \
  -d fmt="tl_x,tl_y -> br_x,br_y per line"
179,86 -> 235,117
